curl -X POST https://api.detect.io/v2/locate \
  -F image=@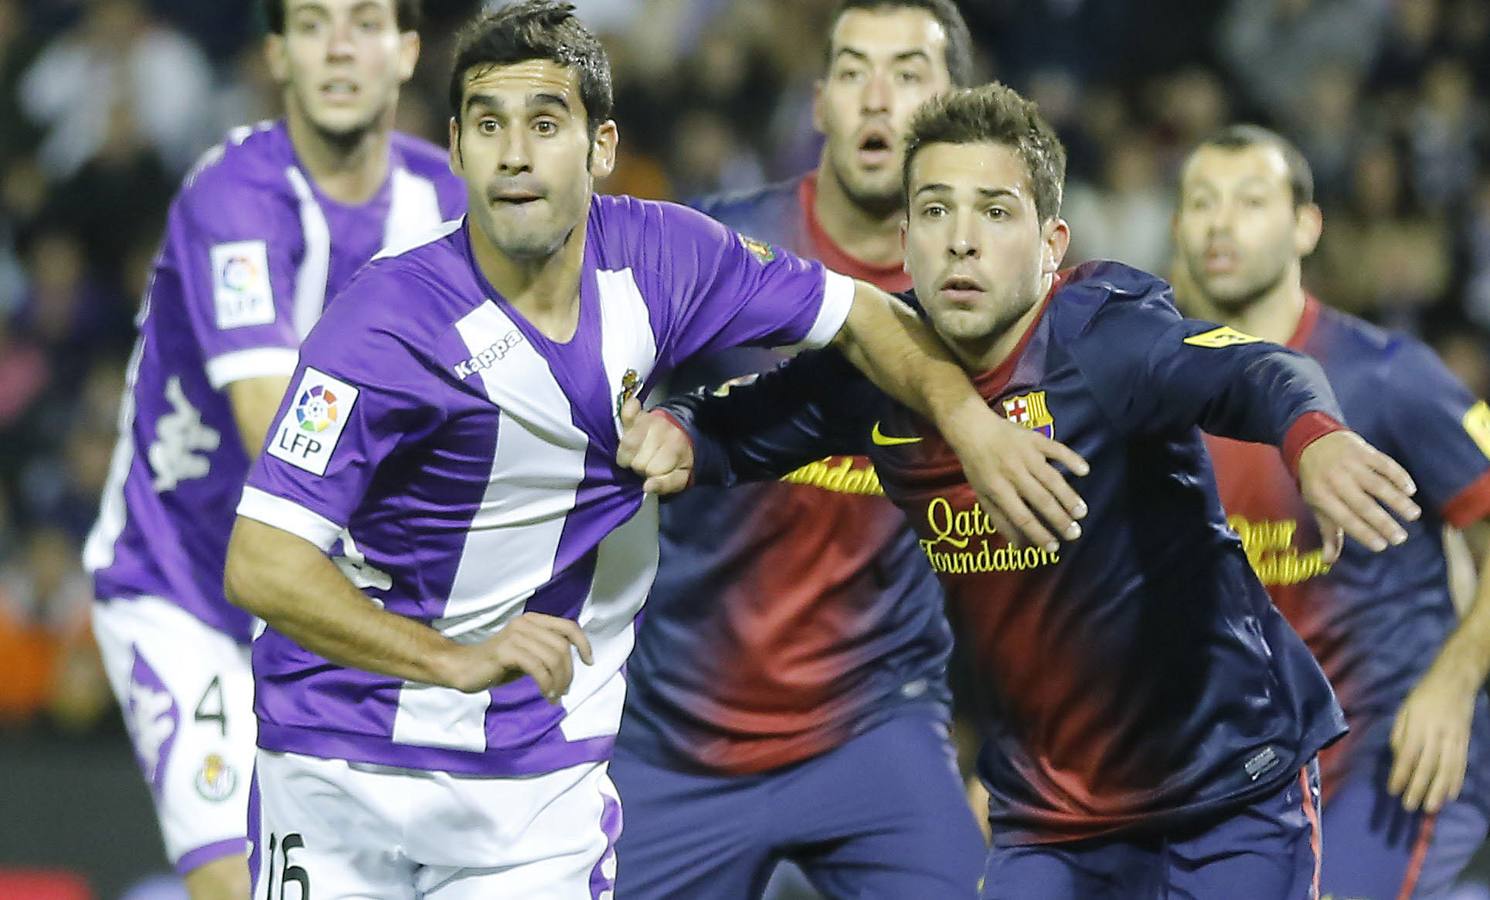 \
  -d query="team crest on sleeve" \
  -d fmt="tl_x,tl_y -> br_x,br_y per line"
737,233 -> 776,264
210,240 -> 275,329
1182,325 -> 1263,349
1463,400 -> 1490,459
267,368 -> 360,476
1001,391 -> 1055,438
